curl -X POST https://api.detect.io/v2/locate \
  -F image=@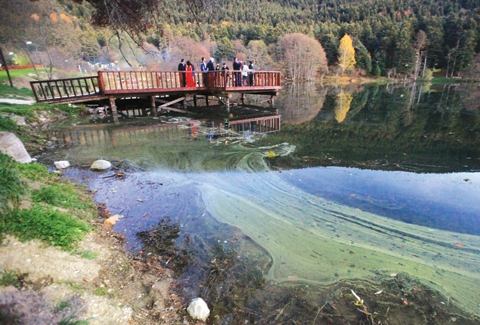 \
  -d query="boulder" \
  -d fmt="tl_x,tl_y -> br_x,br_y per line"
54,161 -> 70,169
0,132 -> 32,163
187,297 -> 210,322
90,159 -> 112,170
